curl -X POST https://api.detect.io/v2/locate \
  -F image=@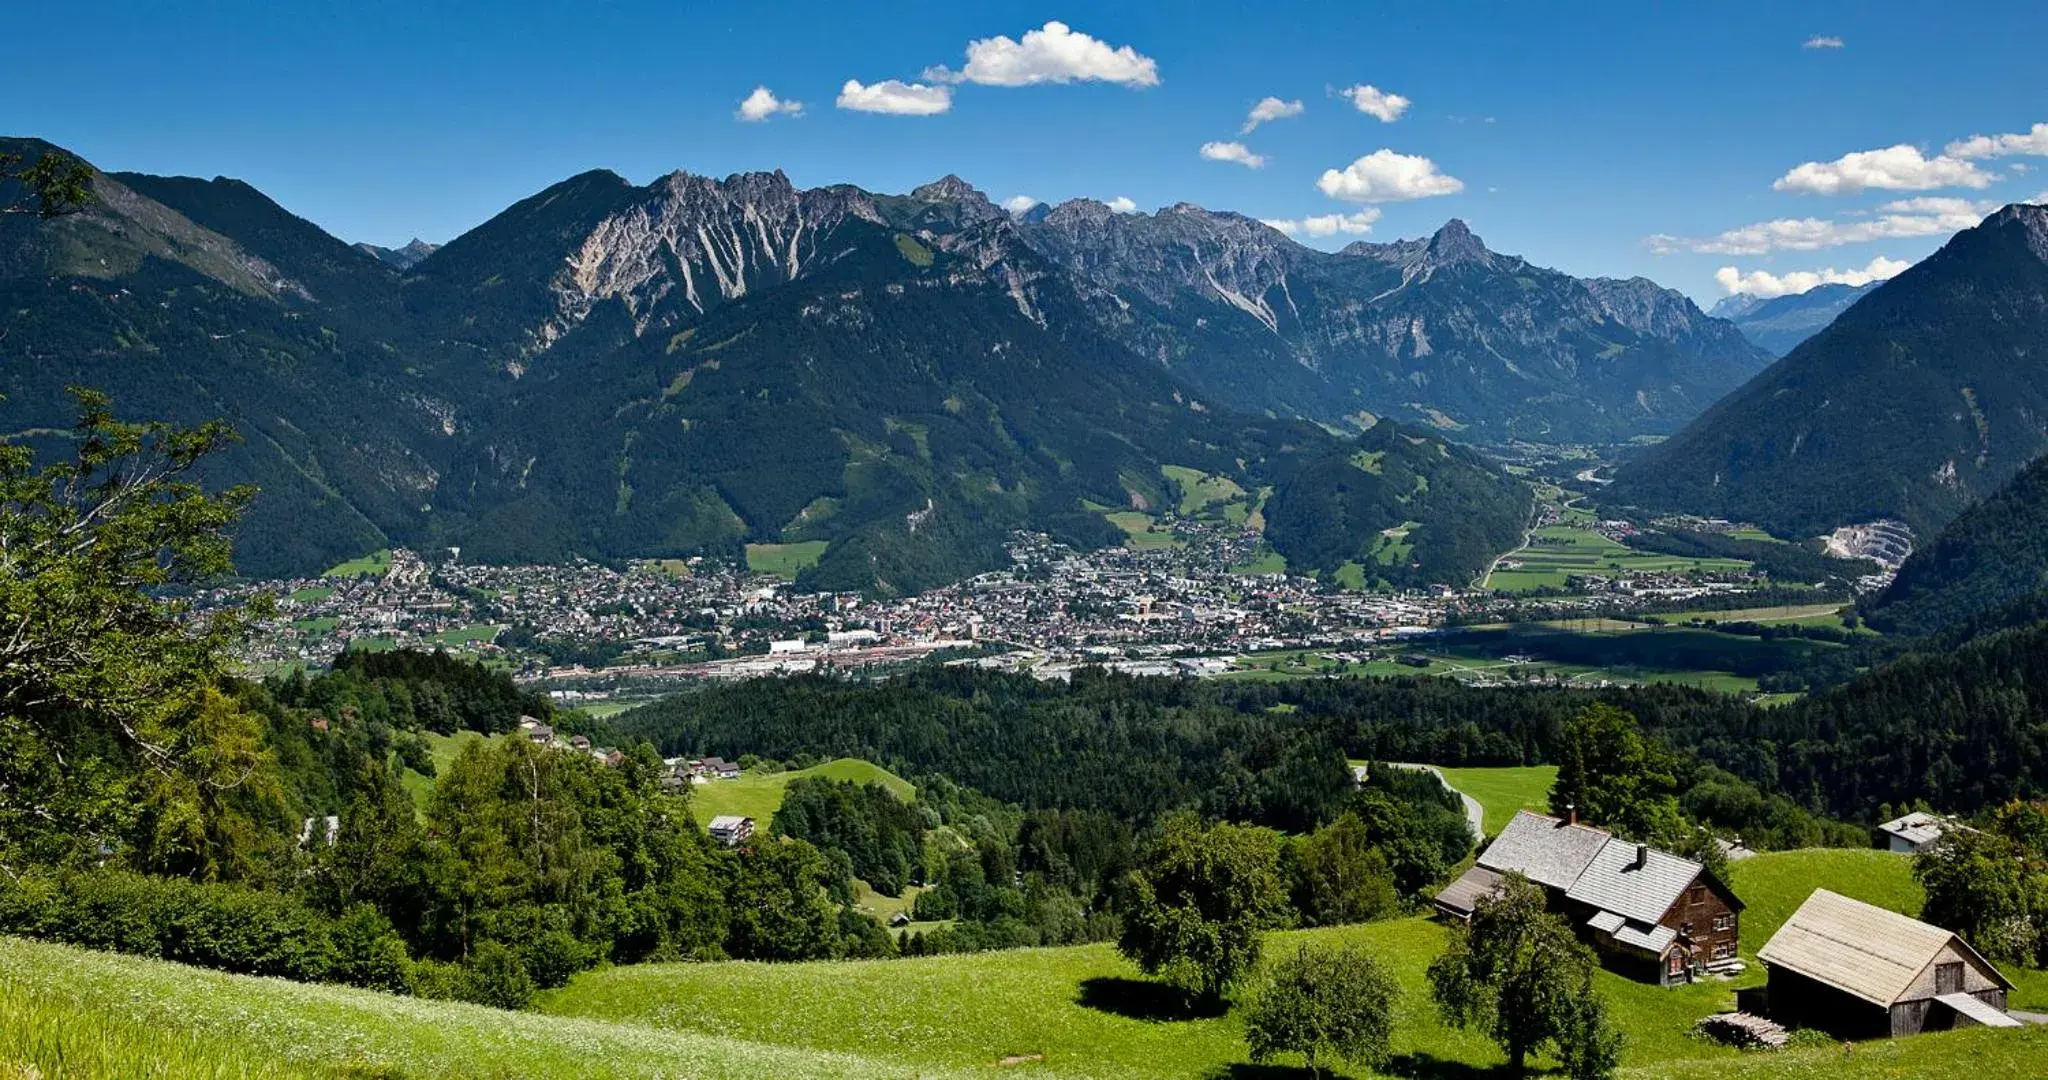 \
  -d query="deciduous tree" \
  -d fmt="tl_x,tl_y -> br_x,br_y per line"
1244,943 -> 1399,1076
1116,813 -> 1287,1004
